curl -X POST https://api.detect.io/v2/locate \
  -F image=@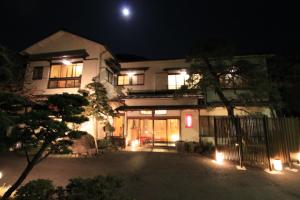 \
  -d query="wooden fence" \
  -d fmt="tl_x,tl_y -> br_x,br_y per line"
200,116 -> 300,169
